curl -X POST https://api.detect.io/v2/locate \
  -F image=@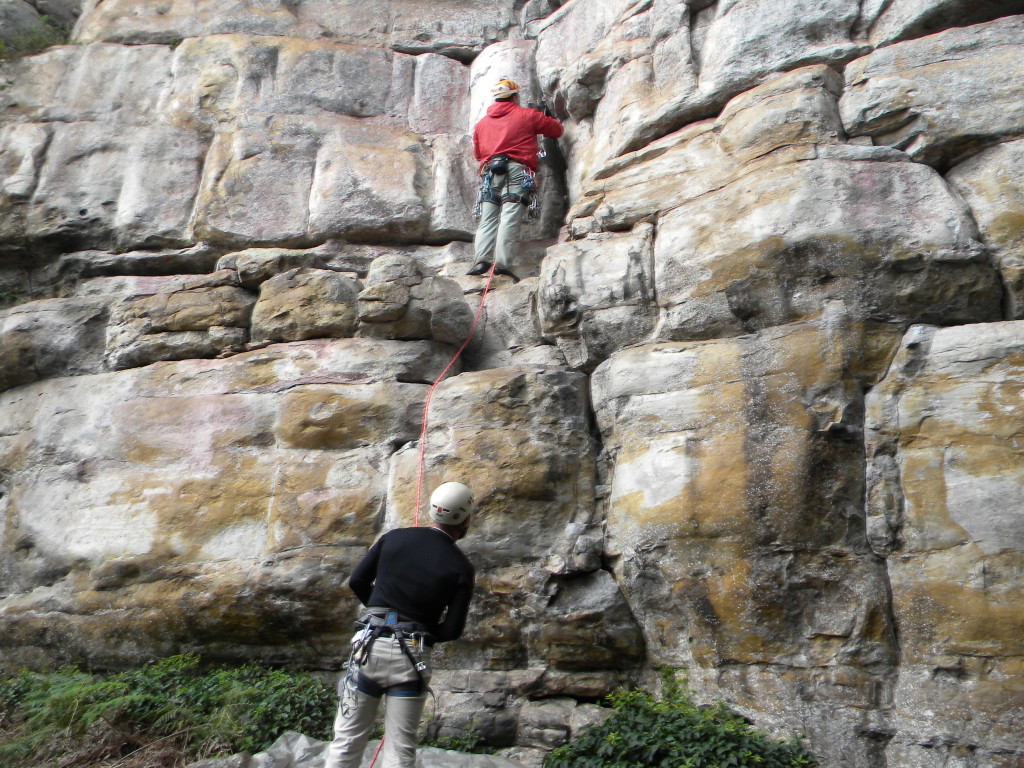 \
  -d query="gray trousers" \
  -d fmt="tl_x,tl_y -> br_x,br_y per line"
473,161 -> 528,270
324,635 -> 433,768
